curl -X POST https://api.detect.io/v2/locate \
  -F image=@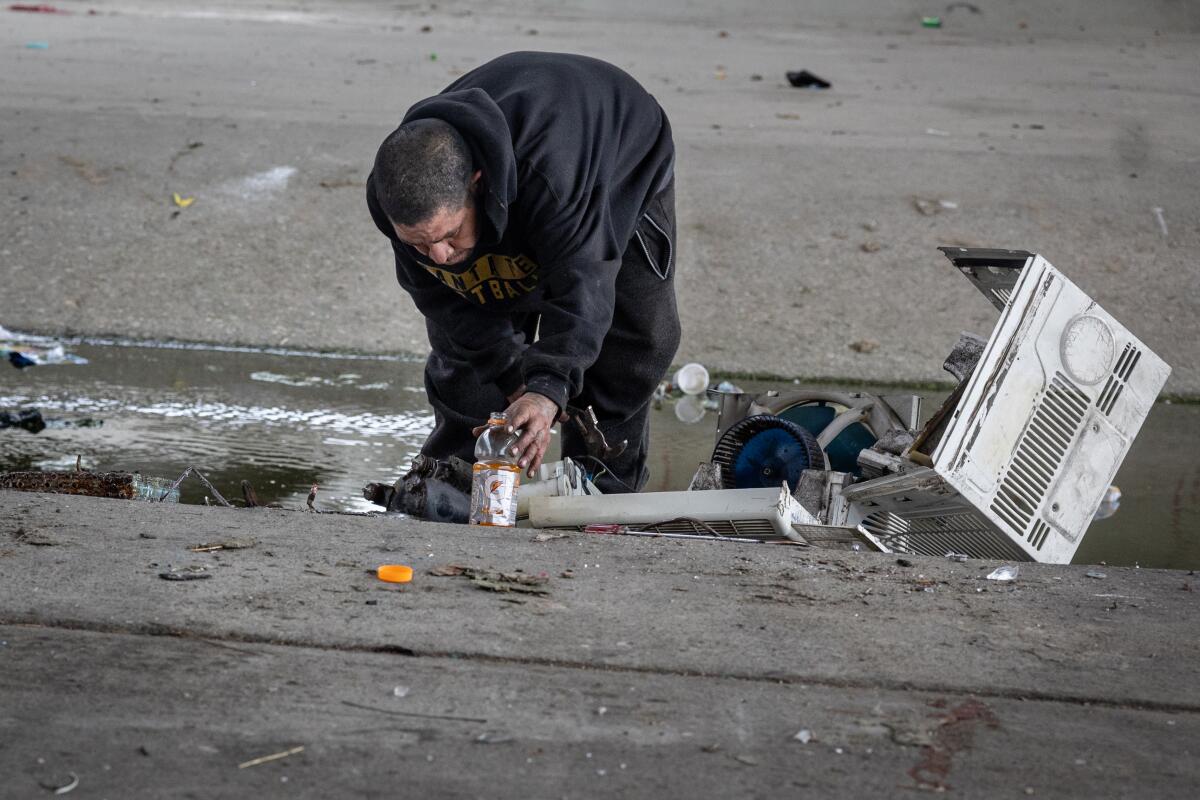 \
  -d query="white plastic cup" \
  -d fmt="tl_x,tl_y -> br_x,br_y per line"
673,362 -> 709,396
